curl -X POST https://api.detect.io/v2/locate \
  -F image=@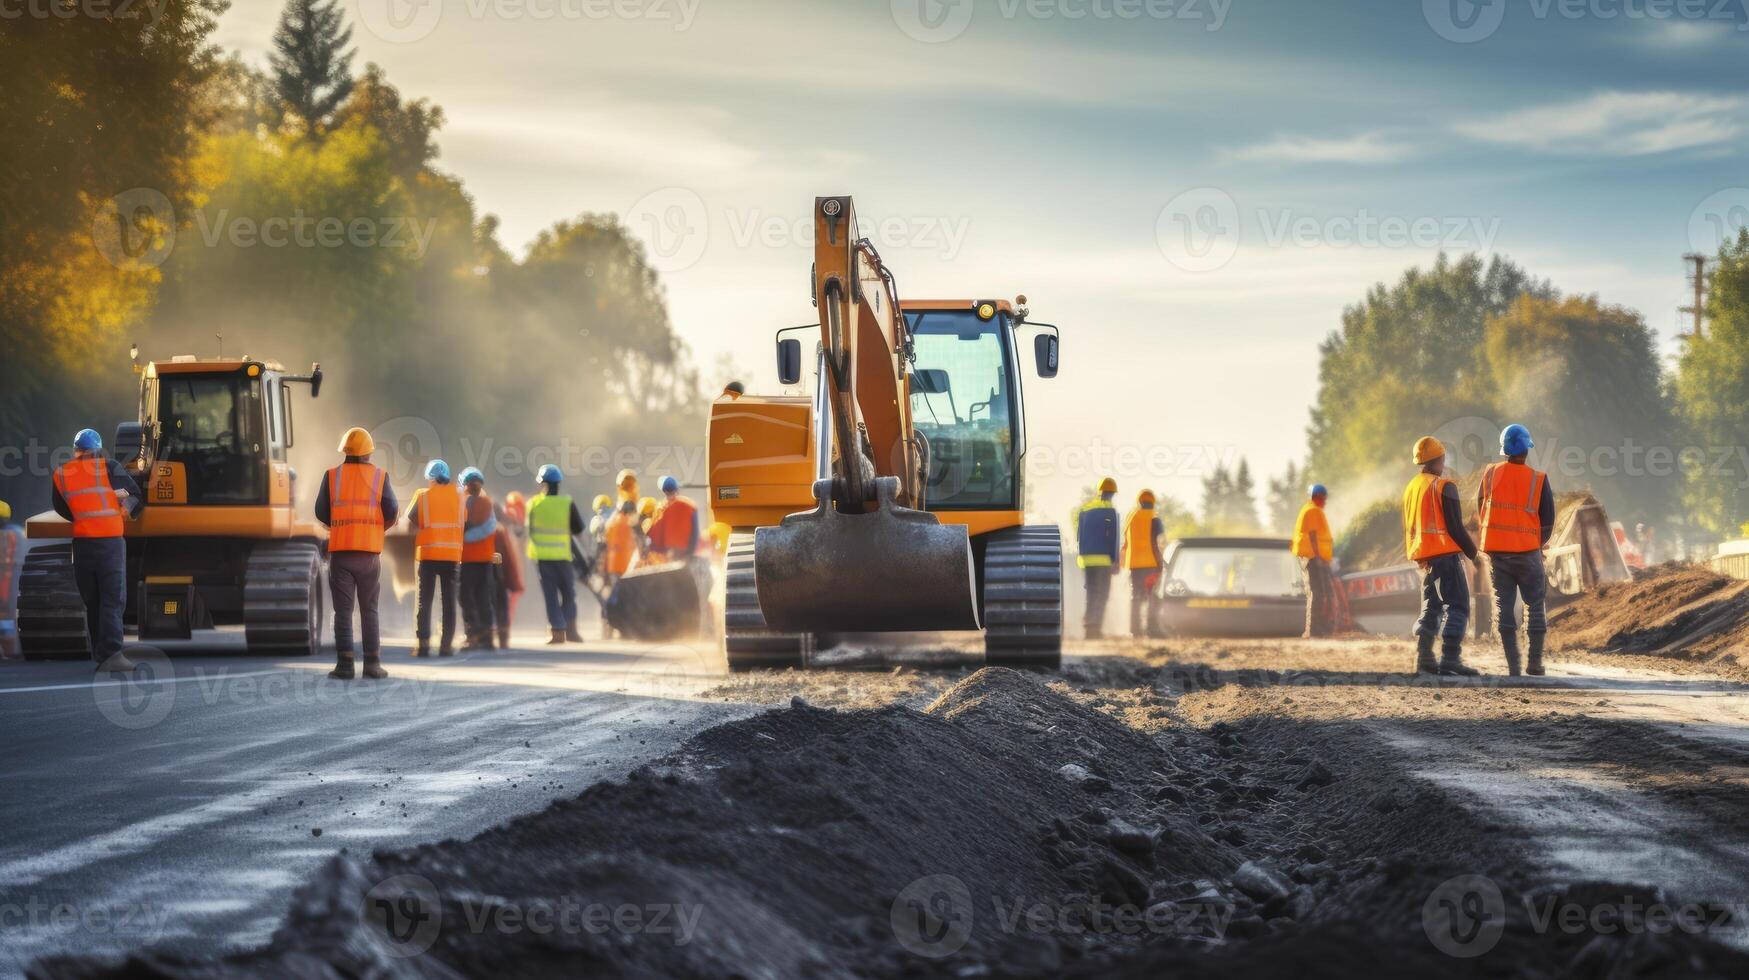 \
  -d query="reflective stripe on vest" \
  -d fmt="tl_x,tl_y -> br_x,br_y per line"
1121,508 -> 1159,570
414,483 -> 463,562
327,463 -> 386,553
1403,473 -> 1461,562
54,456 -> 125,539
1479,462 -> 1546,554
527,493 -> 573,562
1076,499 -> 1117,568
462,493 -> 497,563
